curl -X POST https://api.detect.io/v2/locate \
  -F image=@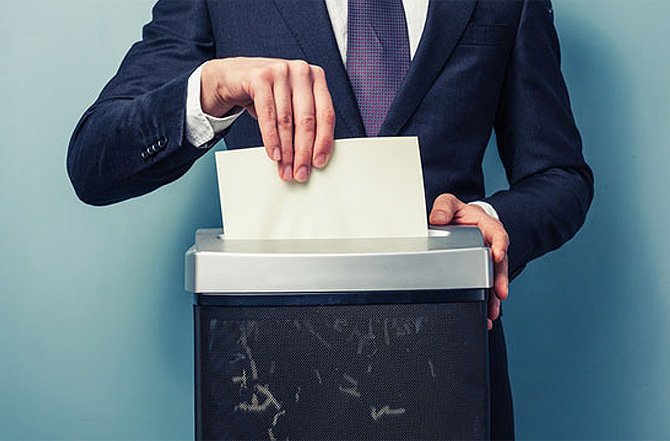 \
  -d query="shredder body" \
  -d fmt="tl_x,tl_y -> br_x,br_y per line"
185,227 -> 493,440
